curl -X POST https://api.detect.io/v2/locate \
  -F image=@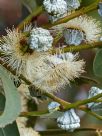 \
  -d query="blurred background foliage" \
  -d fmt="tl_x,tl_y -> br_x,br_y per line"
0,0 -> 102,136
